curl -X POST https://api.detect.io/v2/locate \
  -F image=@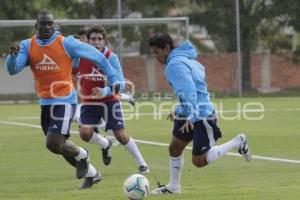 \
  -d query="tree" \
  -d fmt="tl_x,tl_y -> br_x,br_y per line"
47,0 -> 118,19
0,0 -> 49,53
270,0 -> 300,63
187,0 -> 290,92
48,0 -> 176,54
121,0 -> 177,54
0,0 -> 177,55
